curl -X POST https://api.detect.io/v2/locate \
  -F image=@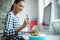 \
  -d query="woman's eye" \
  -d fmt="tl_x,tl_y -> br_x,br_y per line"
19,5 -> 22,7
